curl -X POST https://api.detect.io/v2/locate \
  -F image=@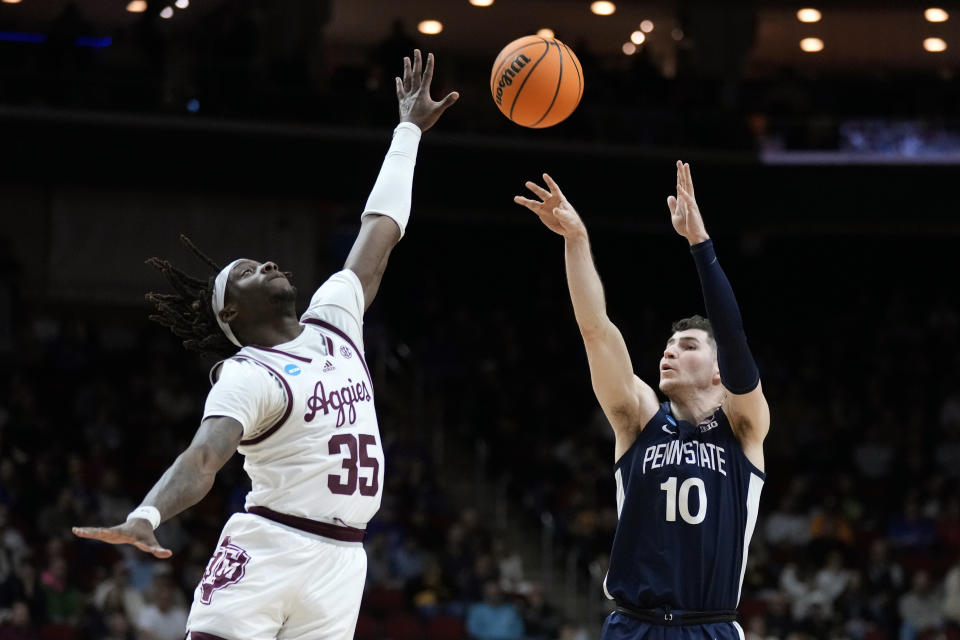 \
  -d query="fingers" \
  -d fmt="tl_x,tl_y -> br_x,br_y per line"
402,56 -> 412,92
134,541 -> 172,559
675,160 -> 694,196
411,49 -> 423,91
524,180 -> 550,200
682,162 -> 694,195
438,91 -> 459,111
541,173 -> 564,199
72,526 -> 103,539
395,77 -> 403,101
513,195 -> 542,212
421,52 -> 435,92
667,195 -> 678,215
